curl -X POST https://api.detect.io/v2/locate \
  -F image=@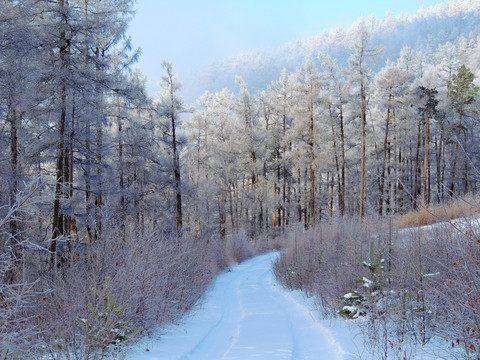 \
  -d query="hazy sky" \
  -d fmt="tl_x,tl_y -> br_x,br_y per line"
127,0 -> 443,97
